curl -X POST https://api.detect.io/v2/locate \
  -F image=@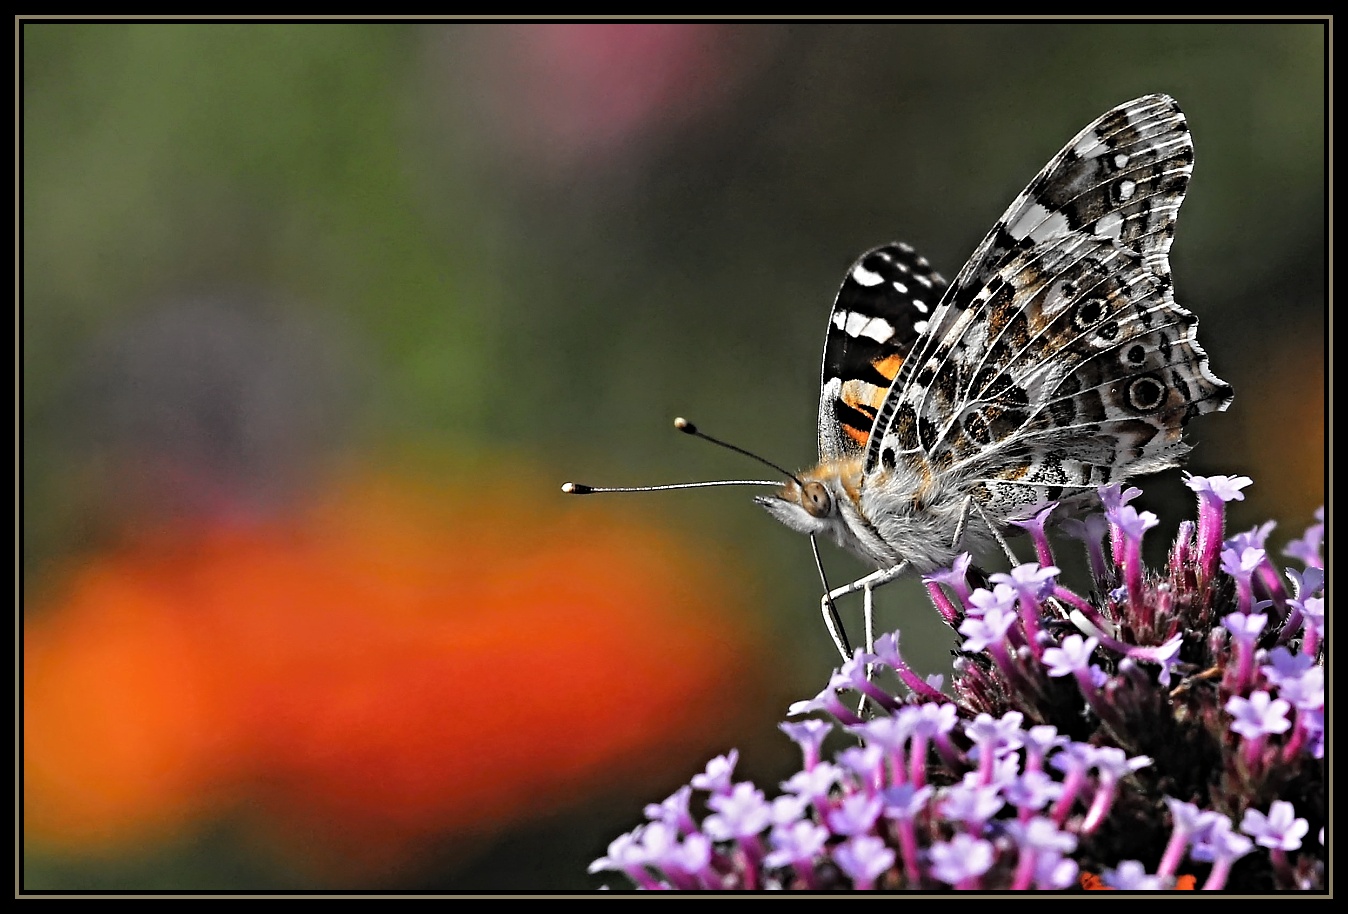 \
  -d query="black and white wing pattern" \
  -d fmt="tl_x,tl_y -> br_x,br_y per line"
817,243 -> 948,462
